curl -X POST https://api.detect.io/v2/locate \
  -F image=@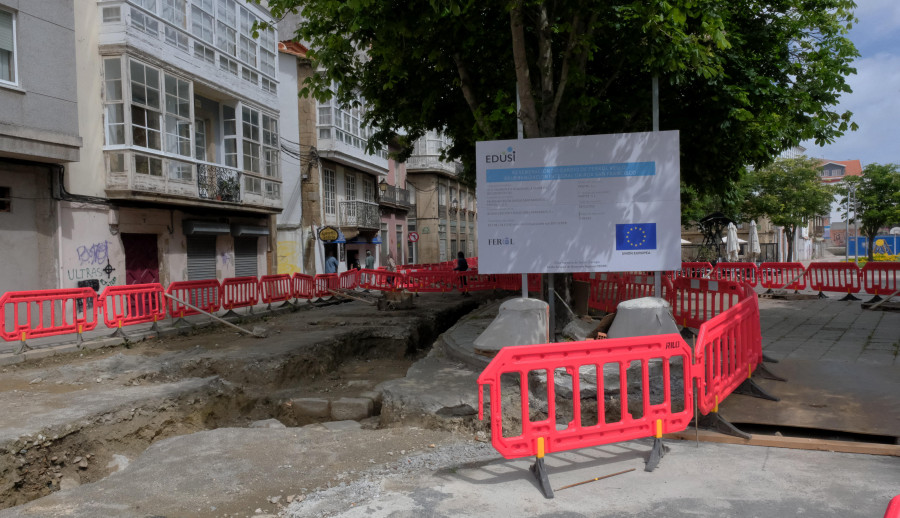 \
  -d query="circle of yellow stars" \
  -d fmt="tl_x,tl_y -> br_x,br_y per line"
625,226 -> 647,247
